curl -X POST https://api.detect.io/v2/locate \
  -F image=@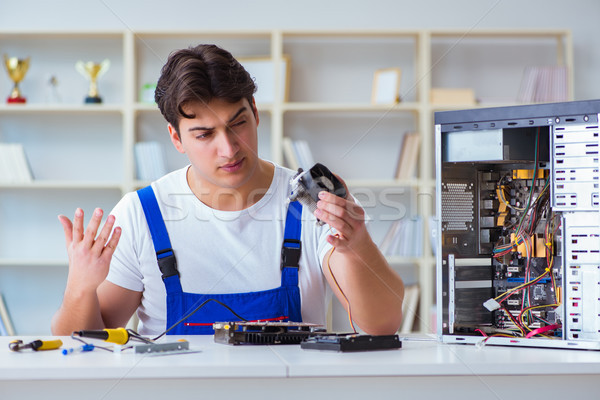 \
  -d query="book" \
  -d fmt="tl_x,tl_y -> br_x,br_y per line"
282,137 -> 300,171
0,143 -> 33,184
0,292 -> 15,336
380,216 -> 423,257
387,220 -> 408,256
0,146 -> 11,183
379,220 -> 402,255
290,139 -> 315,171
400,284 -> 420,334
134,141 -> 167,181
0,311 -> 6,336
395,132 -> 420,180
239,56 -> 290,104
429,88 -> 476,105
